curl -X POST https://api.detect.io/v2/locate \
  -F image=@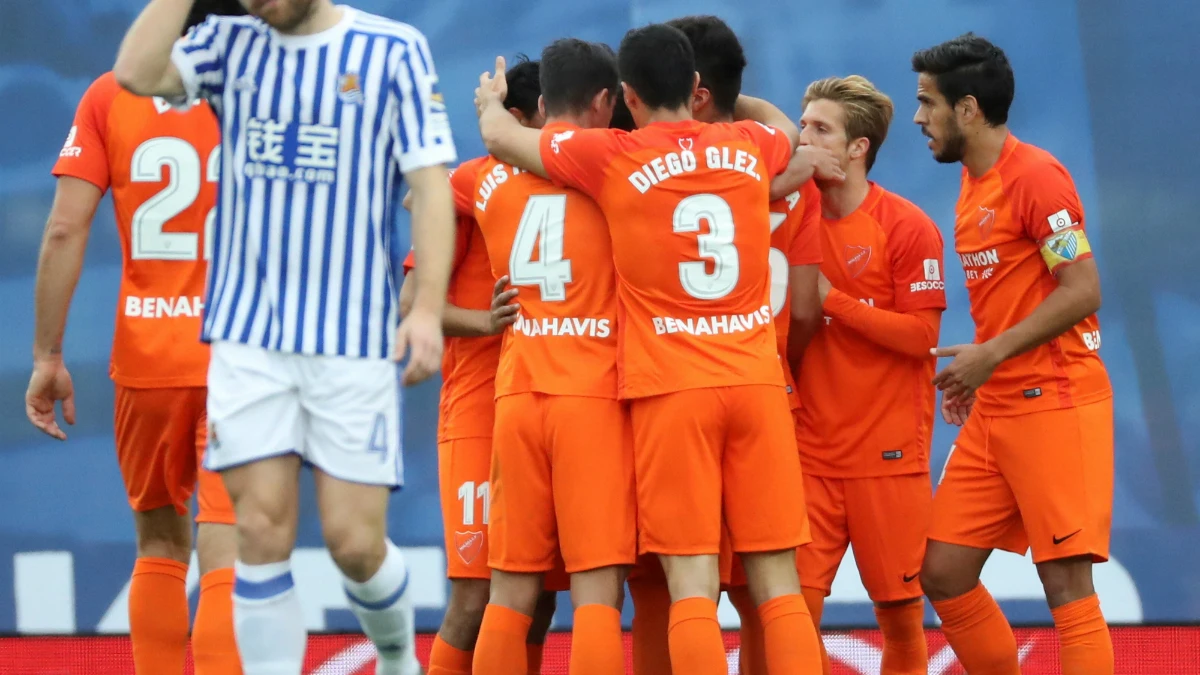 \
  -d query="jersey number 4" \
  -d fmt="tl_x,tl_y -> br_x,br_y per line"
509,194 -> 572,302
130,137 -> 219,261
